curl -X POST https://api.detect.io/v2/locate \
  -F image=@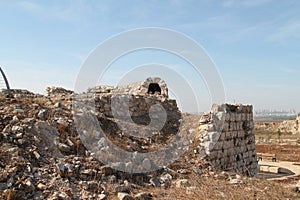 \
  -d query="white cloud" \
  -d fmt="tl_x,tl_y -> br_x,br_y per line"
222,0 -> 273,8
